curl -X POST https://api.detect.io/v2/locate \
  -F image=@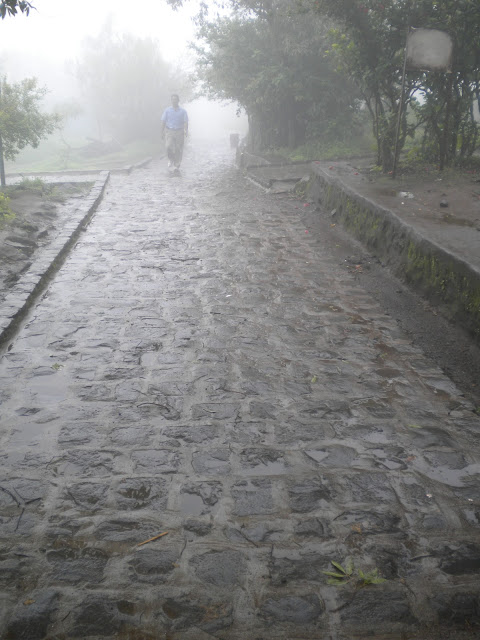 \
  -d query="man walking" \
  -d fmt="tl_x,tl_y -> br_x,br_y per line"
161,94 -> 188,175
